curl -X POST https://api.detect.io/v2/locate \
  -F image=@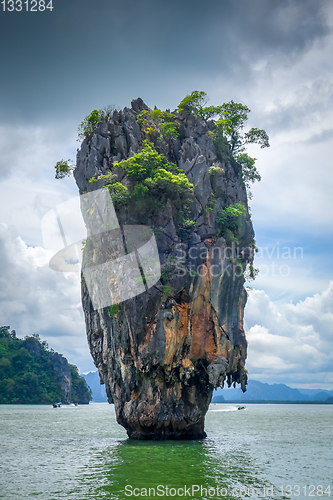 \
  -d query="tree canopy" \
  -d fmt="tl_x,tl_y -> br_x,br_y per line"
177,91 -> 269,197
54,159 -> 74,179
215,101 -> 269,154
